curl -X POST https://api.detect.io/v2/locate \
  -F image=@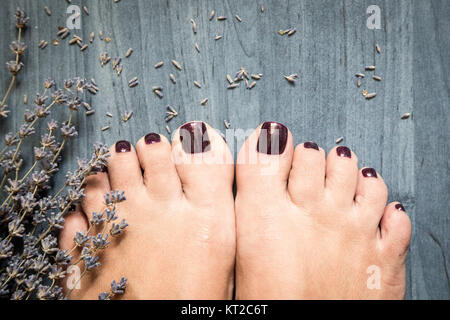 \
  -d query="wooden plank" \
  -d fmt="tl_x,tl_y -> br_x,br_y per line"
411,0 -> 450,300
0,0 -> 448,299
